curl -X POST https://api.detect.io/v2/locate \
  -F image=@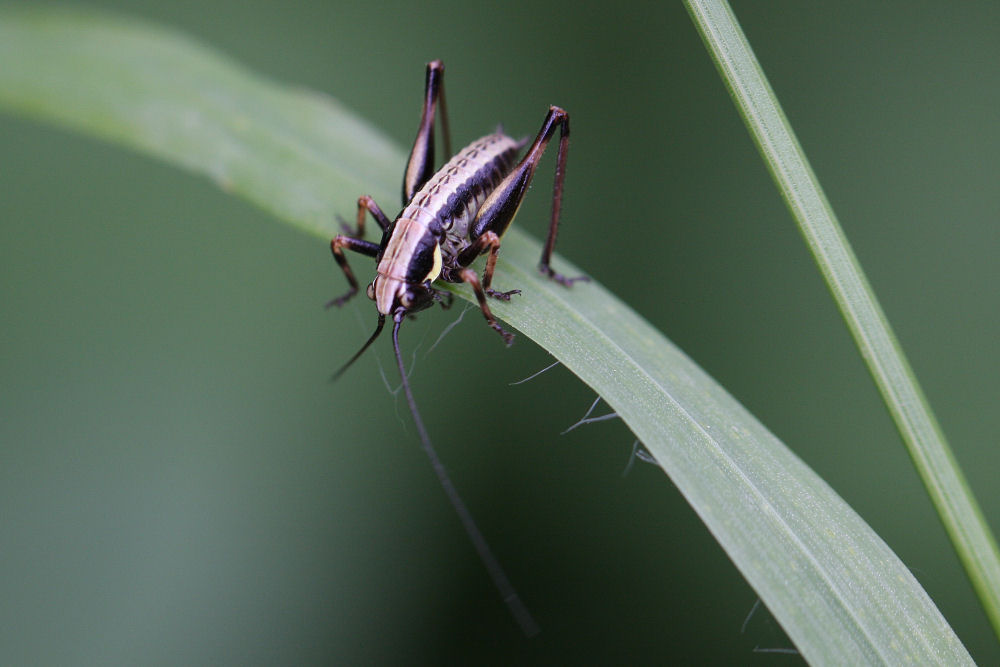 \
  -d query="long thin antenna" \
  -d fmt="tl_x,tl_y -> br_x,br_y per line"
332,314 -> 386,381
391,317 -> 539,637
